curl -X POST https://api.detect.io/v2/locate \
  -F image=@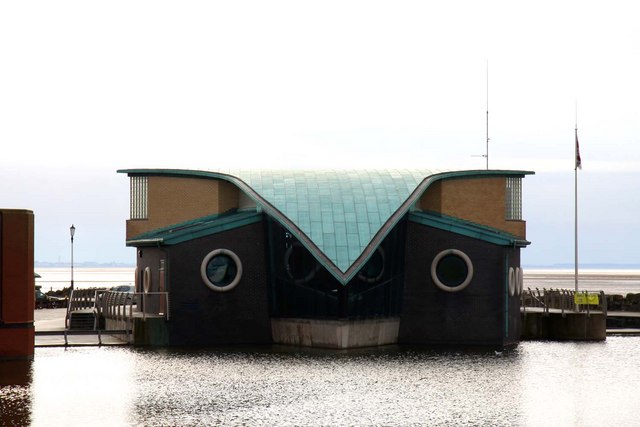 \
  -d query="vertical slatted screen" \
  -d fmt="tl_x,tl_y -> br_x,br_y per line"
505,177 -> 522,220
130,176 -> 148,219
